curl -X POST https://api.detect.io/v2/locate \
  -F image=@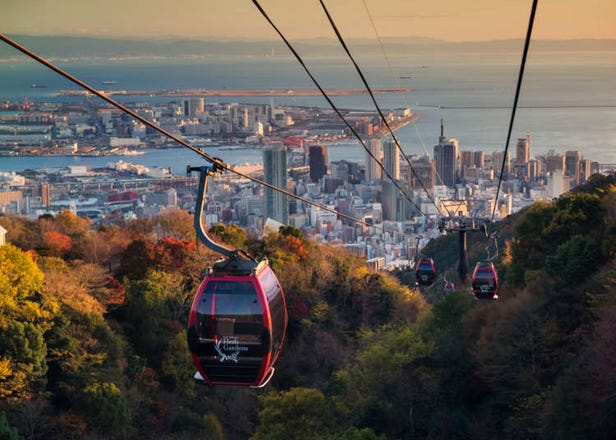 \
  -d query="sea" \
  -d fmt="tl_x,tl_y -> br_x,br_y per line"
1,49 -> 615,173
